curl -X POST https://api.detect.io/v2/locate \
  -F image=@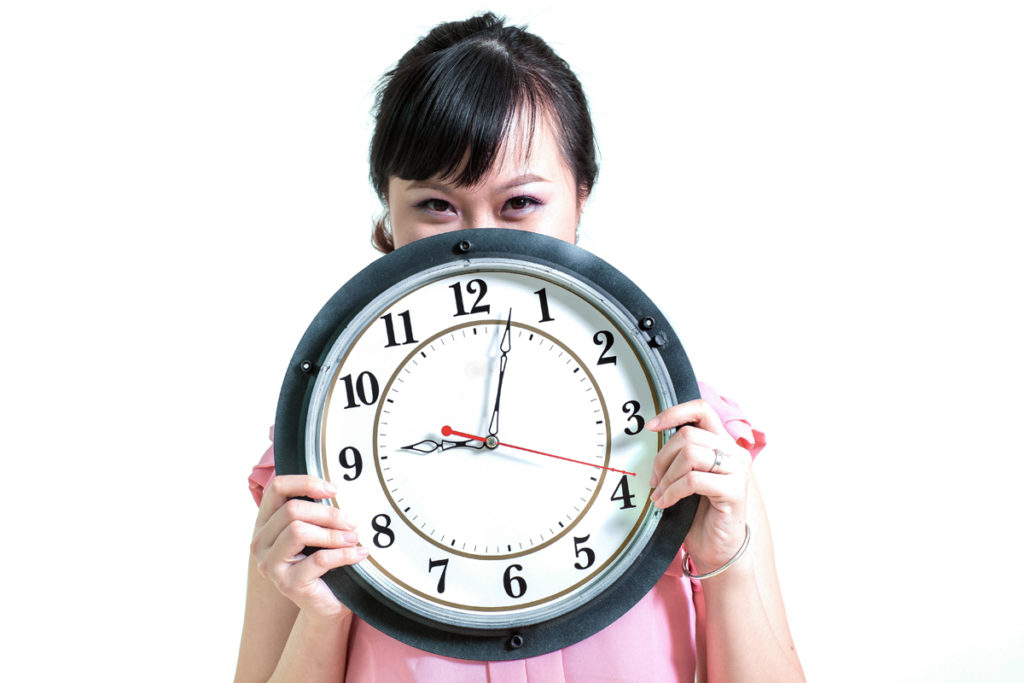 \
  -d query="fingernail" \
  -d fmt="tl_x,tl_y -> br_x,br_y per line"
646,417 -> 660,430
322,481 -> 338,496
356,546 -> 370,558
649,473 -> 658,488
343,531 -> 359,543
